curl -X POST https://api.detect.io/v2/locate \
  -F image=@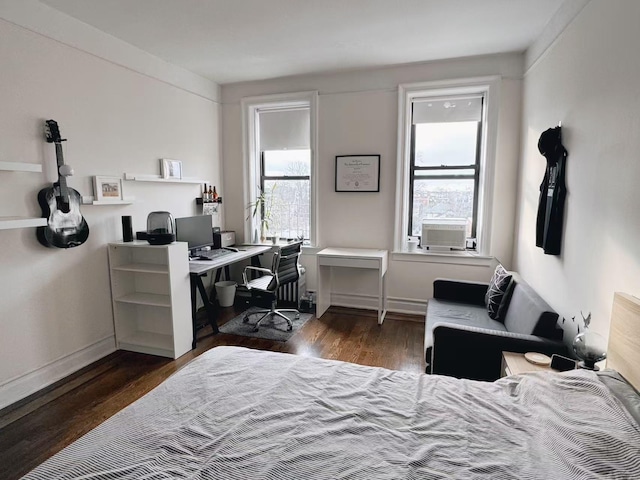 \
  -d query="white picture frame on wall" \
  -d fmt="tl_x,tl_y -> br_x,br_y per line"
160,158 -> 183,179
93,176 -> 124,202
